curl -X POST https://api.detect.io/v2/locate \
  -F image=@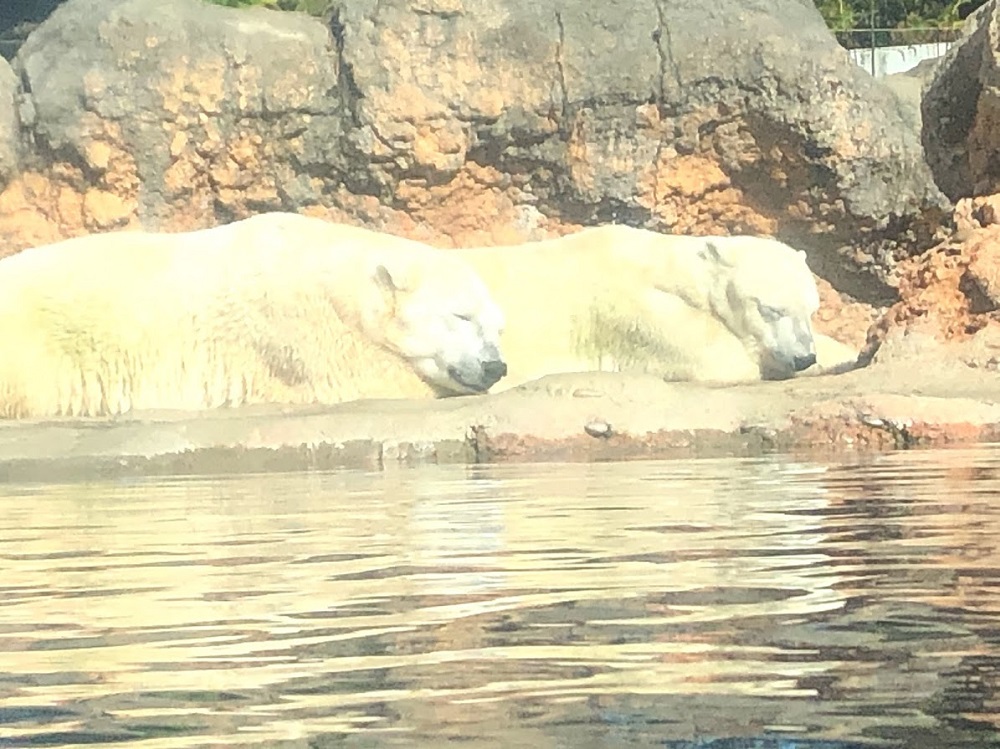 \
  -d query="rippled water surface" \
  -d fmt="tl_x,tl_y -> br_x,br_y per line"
5,448 -> 1000,748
